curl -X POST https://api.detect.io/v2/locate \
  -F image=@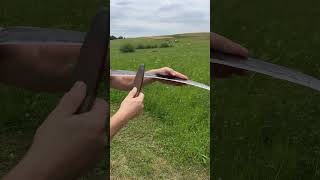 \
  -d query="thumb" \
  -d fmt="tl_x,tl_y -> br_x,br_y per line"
136,92 -> 144,101
53,81 -> 87,116
126,87 -> 137,98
